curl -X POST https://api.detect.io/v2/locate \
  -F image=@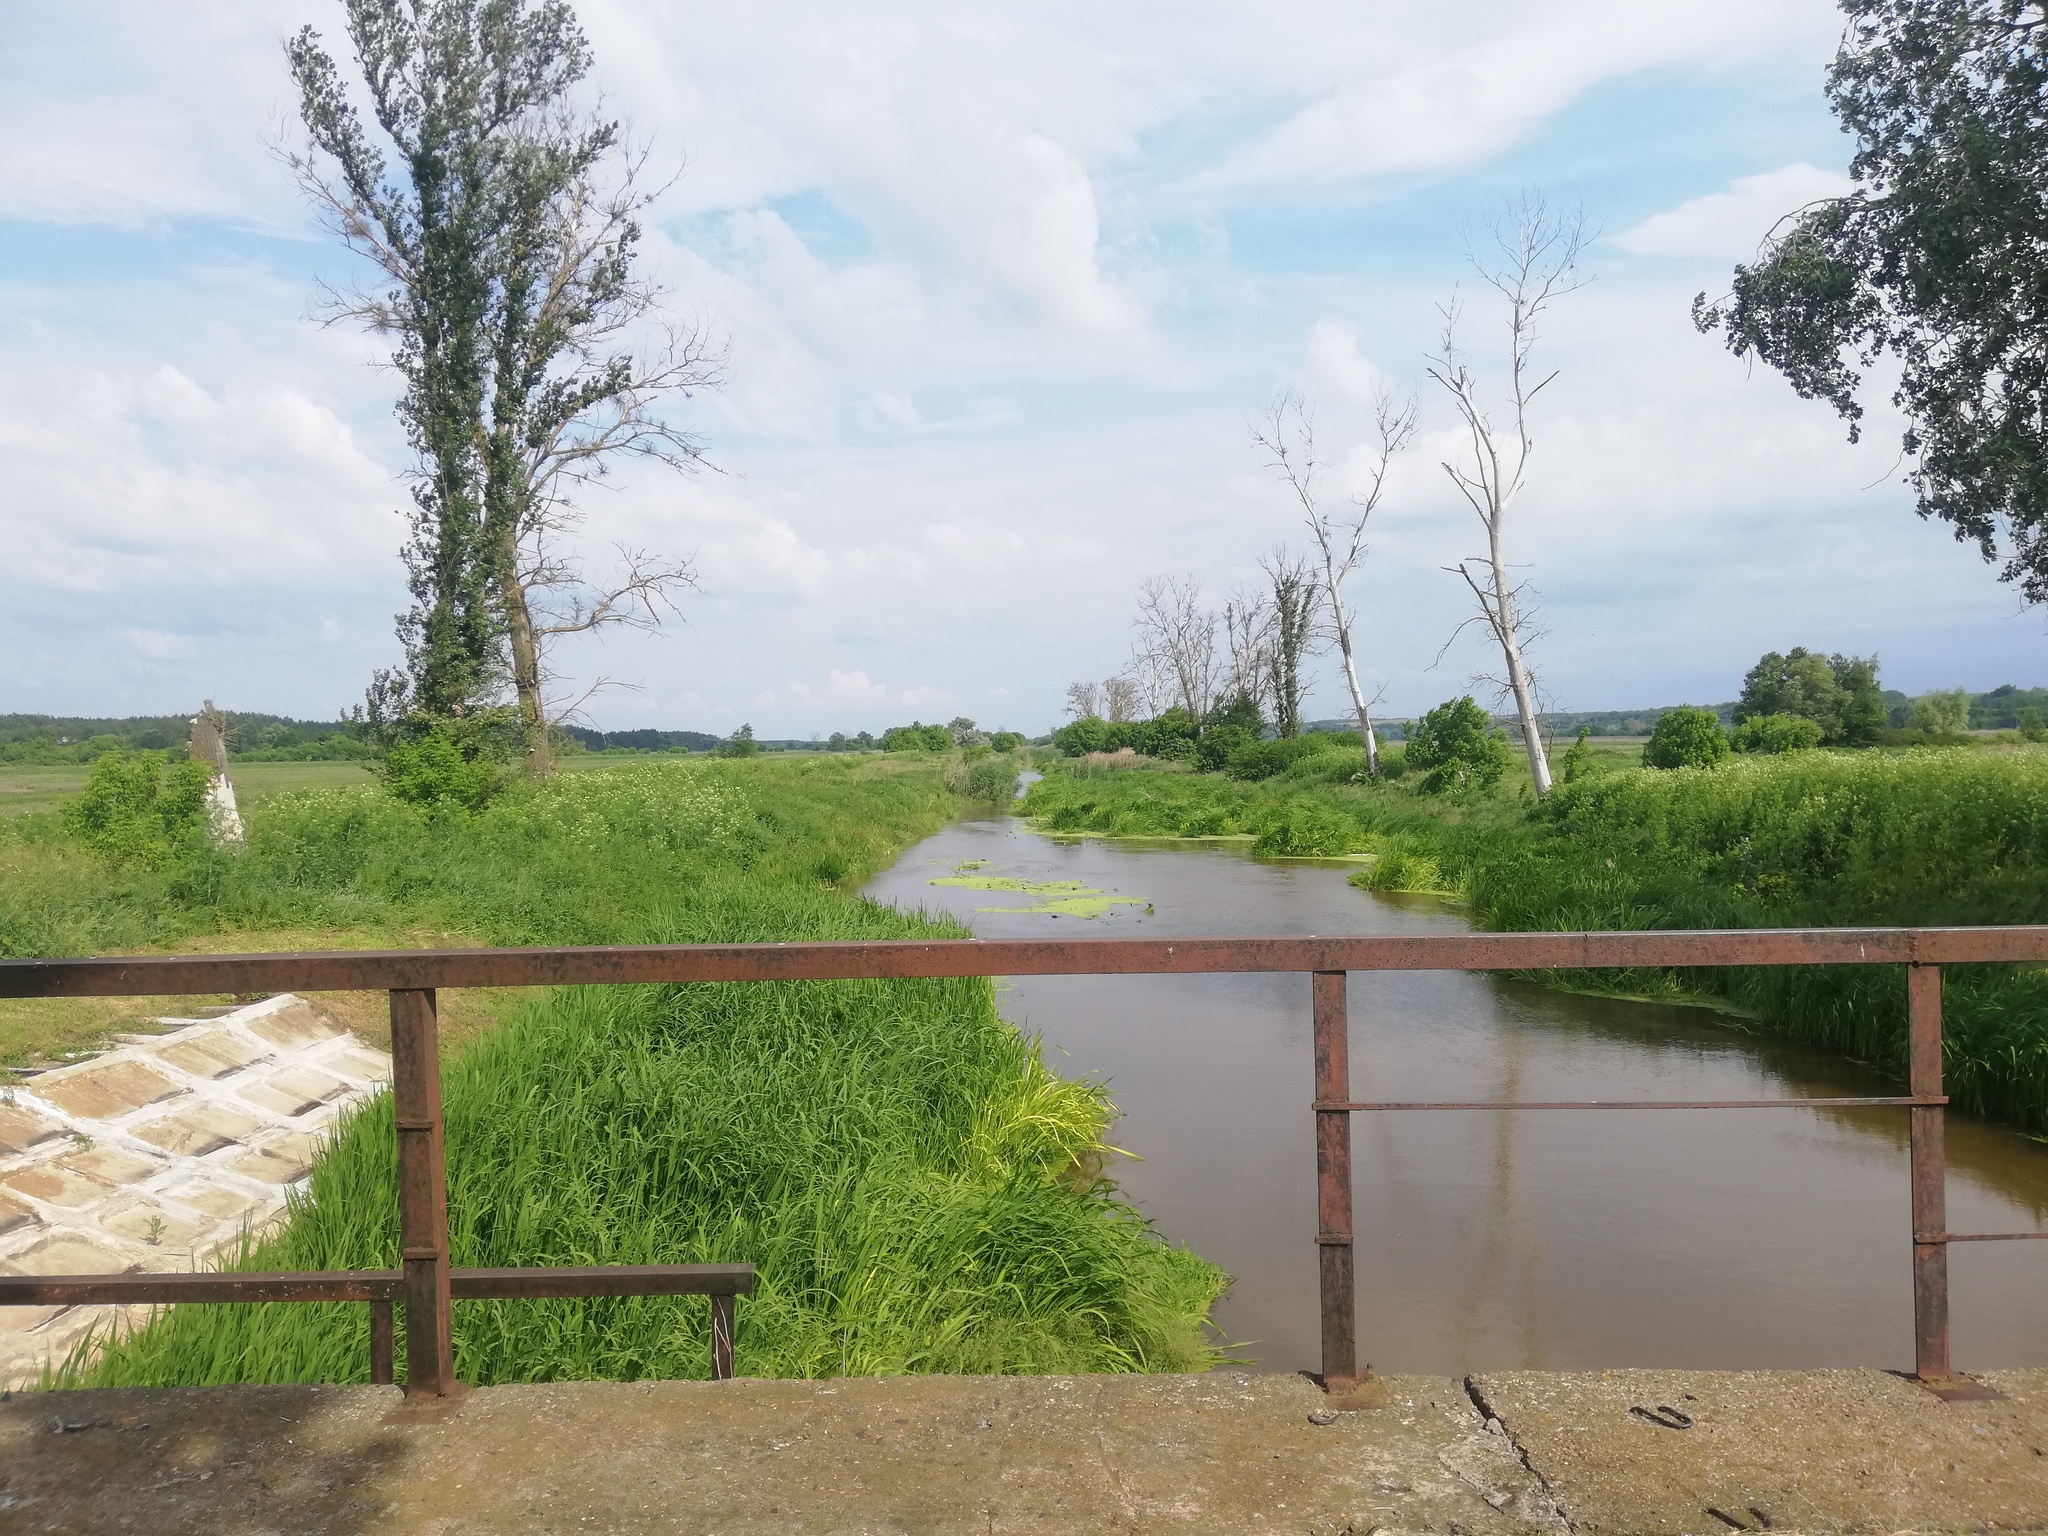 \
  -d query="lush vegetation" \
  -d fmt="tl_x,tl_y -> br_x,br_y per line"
18,756 -> 1224,1387
1022,745 -> 2048,1132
